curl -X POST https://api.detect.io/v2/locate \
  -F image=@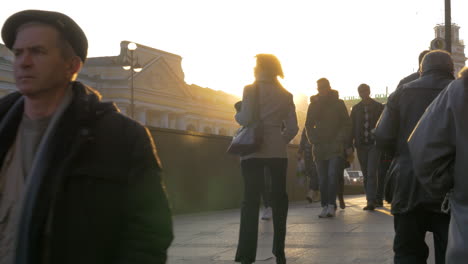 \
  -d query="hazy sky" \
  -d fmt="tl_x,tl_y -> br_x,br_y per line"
1,0 -> 467,98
